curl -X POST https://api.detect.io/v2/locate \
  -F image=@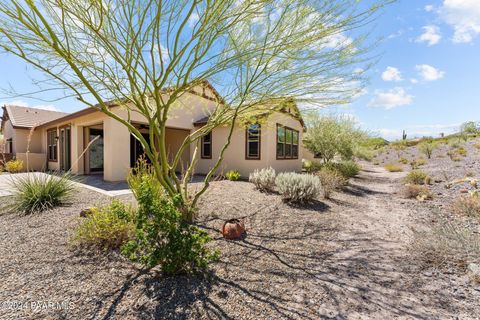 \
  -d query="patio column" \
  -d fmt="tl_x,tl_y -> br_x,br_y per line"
103,117 -> 130,181
71,125 -> 84,174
